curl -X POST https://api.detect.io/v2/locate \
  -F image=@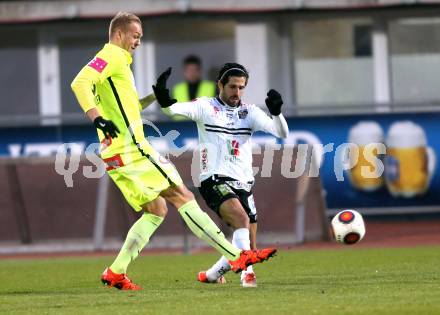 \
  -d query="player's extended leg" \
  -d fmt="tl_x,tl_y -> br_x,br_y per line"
160,185 -> 276,272
102,197 -> 167,290
160,185 -> 240,260
202,199 -> 257,287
